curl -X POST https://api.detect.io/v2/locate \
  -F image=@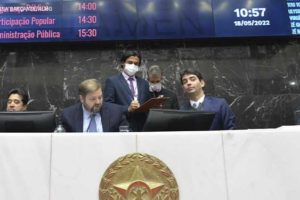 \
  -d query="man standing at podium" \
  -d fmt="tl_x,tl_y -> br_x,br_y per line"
180,69 -> 236,130
103,51 -> 152,131
62,79 -> 128,132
